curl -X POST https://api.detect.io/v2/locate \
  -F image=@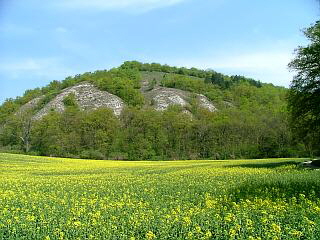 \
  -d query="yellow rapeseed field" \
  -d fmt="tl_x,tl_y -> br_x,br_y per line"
0,153 -> 319,239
